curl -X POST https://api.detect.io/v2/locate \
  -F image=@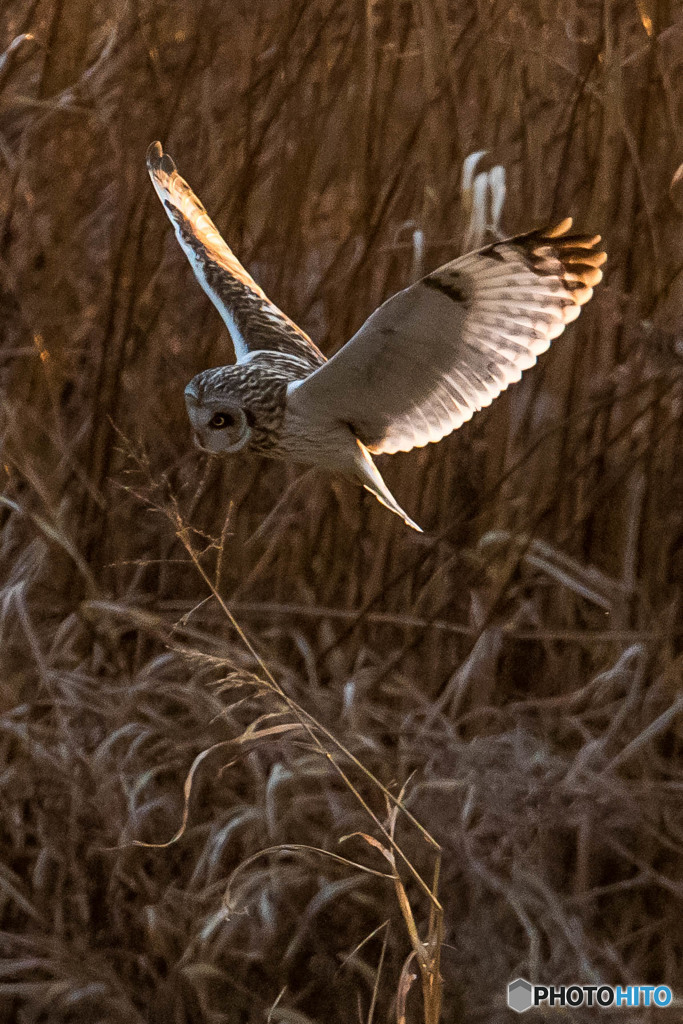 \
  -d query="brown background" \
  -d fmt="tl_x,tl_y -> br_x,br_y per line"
0,2 -> 681,1022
